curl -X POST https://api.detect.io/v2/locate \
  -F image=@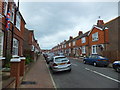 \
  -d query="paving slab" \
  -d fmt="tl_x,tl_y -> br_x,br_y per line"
19,56 -> 55,88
